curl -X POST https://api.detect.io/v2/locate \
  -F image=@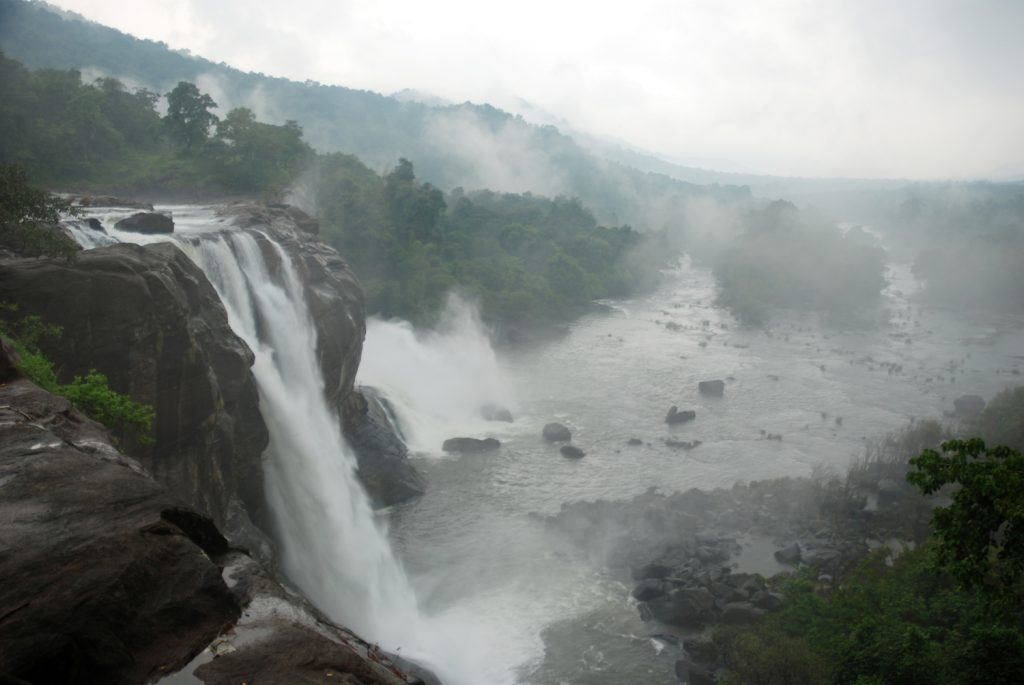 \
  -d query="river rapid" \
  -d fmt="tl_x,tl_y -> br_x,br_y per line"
364,257 -> 1024,684
69,206 -> 1024,684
